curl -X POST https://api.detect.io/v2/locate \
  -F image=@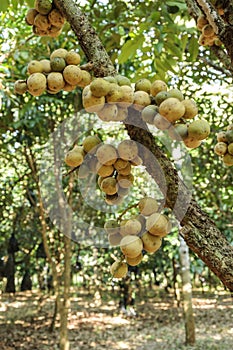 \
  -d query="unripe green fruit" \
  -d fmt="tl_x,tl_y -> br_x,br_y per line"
64,147 -> 84,167
225,130 -> 233,144
228,143 -> 233,155
115,75 -> 131,86
82,135 -> 101,153
50,57 -> 66,72
155,91 -> 171,106
188,120 -> 210,140
90,78 -> 111,97
168,88 -> 184,101
223,153 -> 233,166
141,105 -> 158,124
